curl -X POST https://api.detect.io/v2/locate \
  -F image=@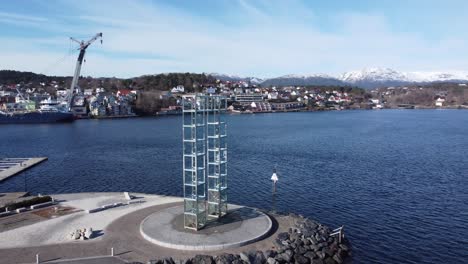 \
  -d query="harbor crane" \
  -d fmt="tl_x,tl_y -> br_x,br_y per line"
67,32 -> 103,110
